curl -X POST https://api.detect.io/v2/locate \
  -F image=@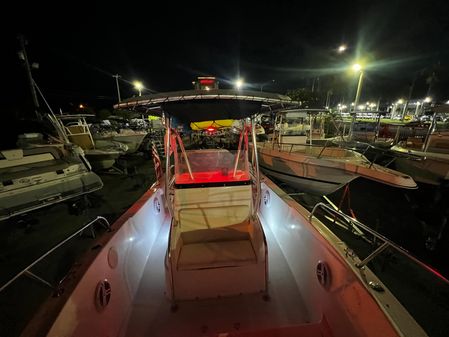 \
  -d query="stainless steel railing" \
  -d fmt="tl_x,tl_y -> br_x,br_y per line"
309,202 -> 449,284
0,216 -> 110,294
